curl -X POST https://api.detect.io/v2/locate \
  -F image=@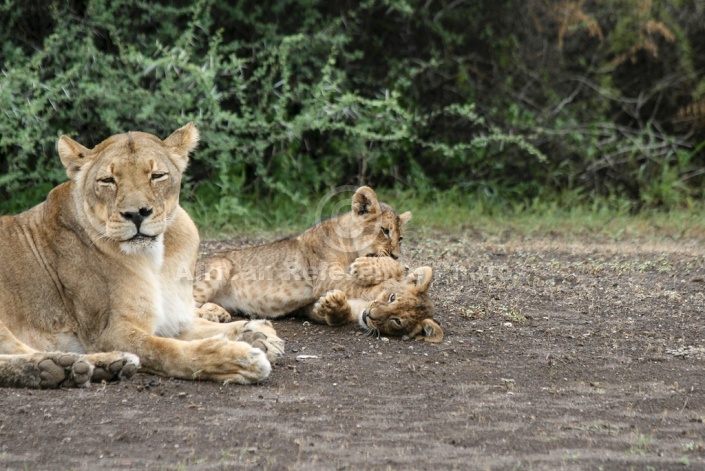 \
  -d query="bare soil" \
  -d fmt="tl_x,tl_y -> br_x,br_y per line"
1,231 -> 704,470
